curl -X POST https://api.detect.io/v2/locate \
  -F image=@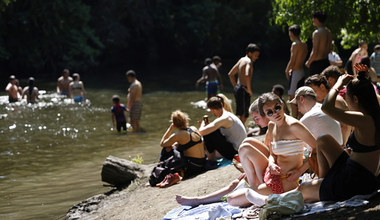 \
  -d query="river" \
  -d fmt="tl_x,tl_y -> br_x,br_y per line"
0,88 -> 242,219
0,61 -> 287,219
